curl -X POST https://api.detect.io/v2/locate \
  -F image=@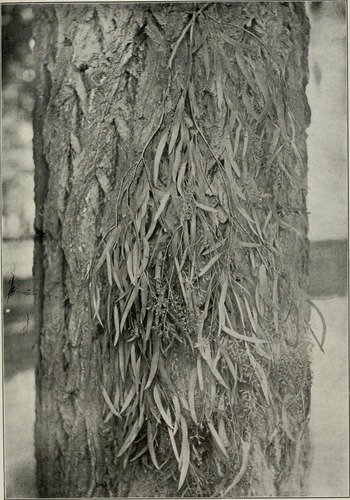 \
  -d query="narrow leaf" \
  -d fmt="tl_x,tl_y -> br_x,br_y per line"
244,296 -> 257,333
176,161 -> 188,196
225,137 -> 241,176
196,202 -> 218,213
100,383 -> 120,418
216,65 -> 224,110
154,384 -> 173,429
172,139 -> 183,182
274,93 -> 288,141
202,34 -> 210,80
238,241 -> 262,249
131,241 -> 140,285
233,121 -> 242,157
188,368 -> 198,425
117,417 -> 143,457
282,395 -> 296,442
252,207 -> 264,241
263,210 -> 273,234
307,299 -> 327,349
144,309 -> 154,348
92,285 -> 103,326
126,250 -> 135,283
153,191 -> 171,221
198,253 -> 222,277
169,95 -> 185,154
145,191 -> 171,240
120,282 -> 140,333
197,355 -> 204,392
120,384 -> 137,414
247,347 -> 270,404
218,418 -> 230,448
168,427 -> 180,463
119,339 -> 125,382
201,240 -> 226,256
259,263 -> 269,301
140,272 -> 148,321
219,276 -> 229,327
236,51 -> 257,93
103,385 -> 120,423
236,203 -> 256,226
219,345 -> 238,383
174,256 -> 188,305
178,416 -> 190,490
147,392 -> 162,424
208,420 -> 229,458
221,32 -> 241,47
201,346 -> 229,389
221,324 -> 266,344
154,129 -> 169,185
188,80 -> 200,118
255,284 -> 263,316
130,343 -> 138,380
147,420 -> 161,469
113,304 -> 120,346
145,331 -> 160,390
254,69 -> 269,102
172,395 -> 181,423
233,291 -> 245,331
130,443 -> 148,463
222,440 -> 251,496
269,126 -> 280,156
106,250 -> 113,287
190,212 -> 197,248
